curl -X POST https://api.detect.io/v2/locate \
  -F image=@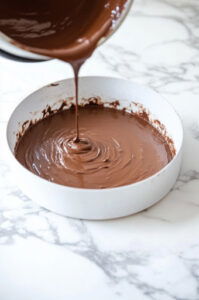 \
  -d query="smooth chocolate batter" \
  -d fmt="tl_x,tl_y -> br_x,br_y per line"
15,105 -> 173,189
